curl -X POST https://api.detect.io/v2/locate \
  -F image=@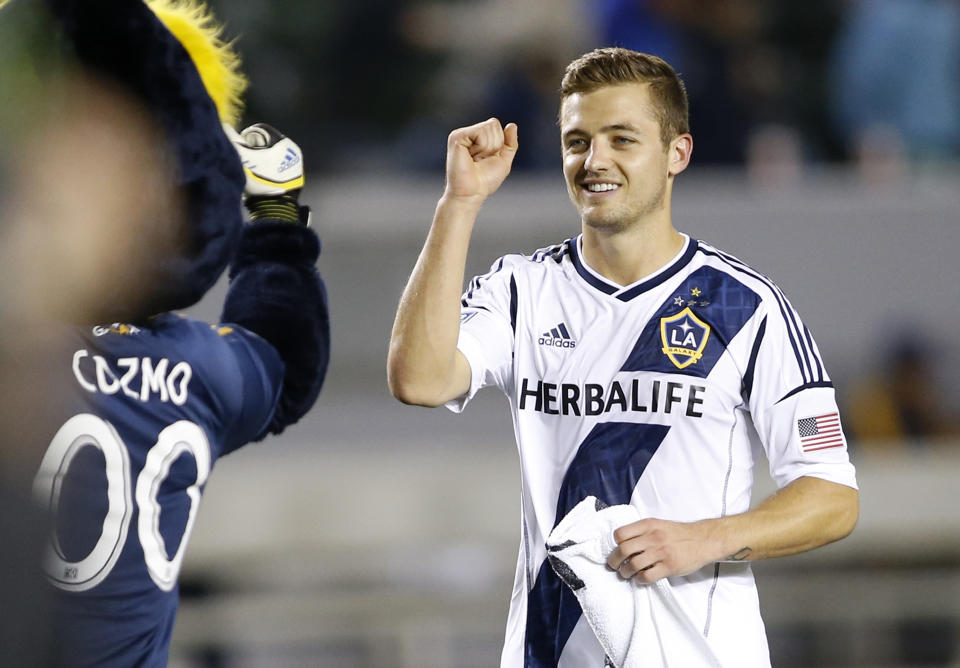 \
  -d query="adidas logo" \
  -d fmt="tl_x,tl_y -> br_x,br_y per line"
538,322 -> 577,349
278,148 -> 300,173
